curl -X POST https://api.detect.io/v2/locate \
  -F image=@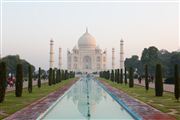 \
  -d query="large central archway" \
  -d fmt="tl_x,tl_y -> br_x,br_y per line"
83,56 -> 92,70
